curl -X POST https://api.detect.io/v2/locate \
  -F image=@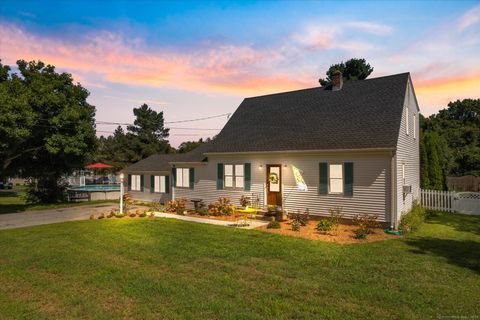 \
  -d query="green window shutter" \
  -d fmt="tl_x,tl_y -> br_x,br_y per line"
189,168 -> 195,189
344,162 -> 353,197
319,163 -> 328,195
127,174 -> 132,191
140,175 -> 144,192
171,168 -> 176,188
217,163 -> 224,190
244,163 -> 251,191
150,175 -> 154,193
165,176 -> 170,193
